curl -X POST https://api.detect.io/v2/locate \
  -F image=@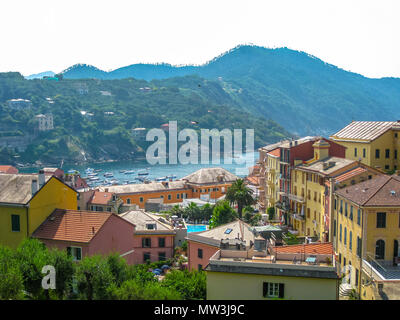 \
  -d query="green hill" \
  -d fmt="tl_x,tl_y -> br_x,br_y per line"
0,73 -> 291,165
